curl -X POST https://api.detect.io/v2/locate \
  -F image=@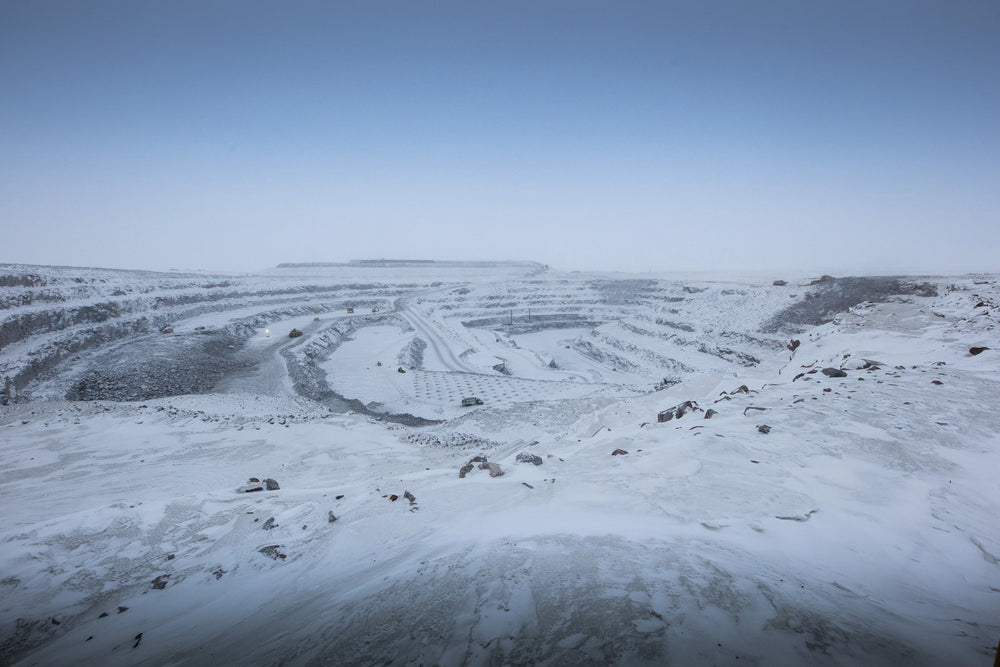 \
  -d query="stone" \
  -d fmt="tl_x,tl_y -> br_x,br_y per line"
151,575 -> 170,590
704,409 -> 718,419
822,367 -> 847,378
264,478 -> 279,490
262,517 -> 277,530
612,448 -> 628,456
516,452 -> 544,466
389,494 -> 399,501
259,545 -> 286,560
757,424 -> 771,434
328,511 -> 338,523
970,346 -> 989,356
403,490 -> 416,503
658,400 -> 701,422
773,280 -> 787,286
459,463 -> 474,478
485,462 -> 504,477
288,328 -> 303,338
787,339 -> 800,352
